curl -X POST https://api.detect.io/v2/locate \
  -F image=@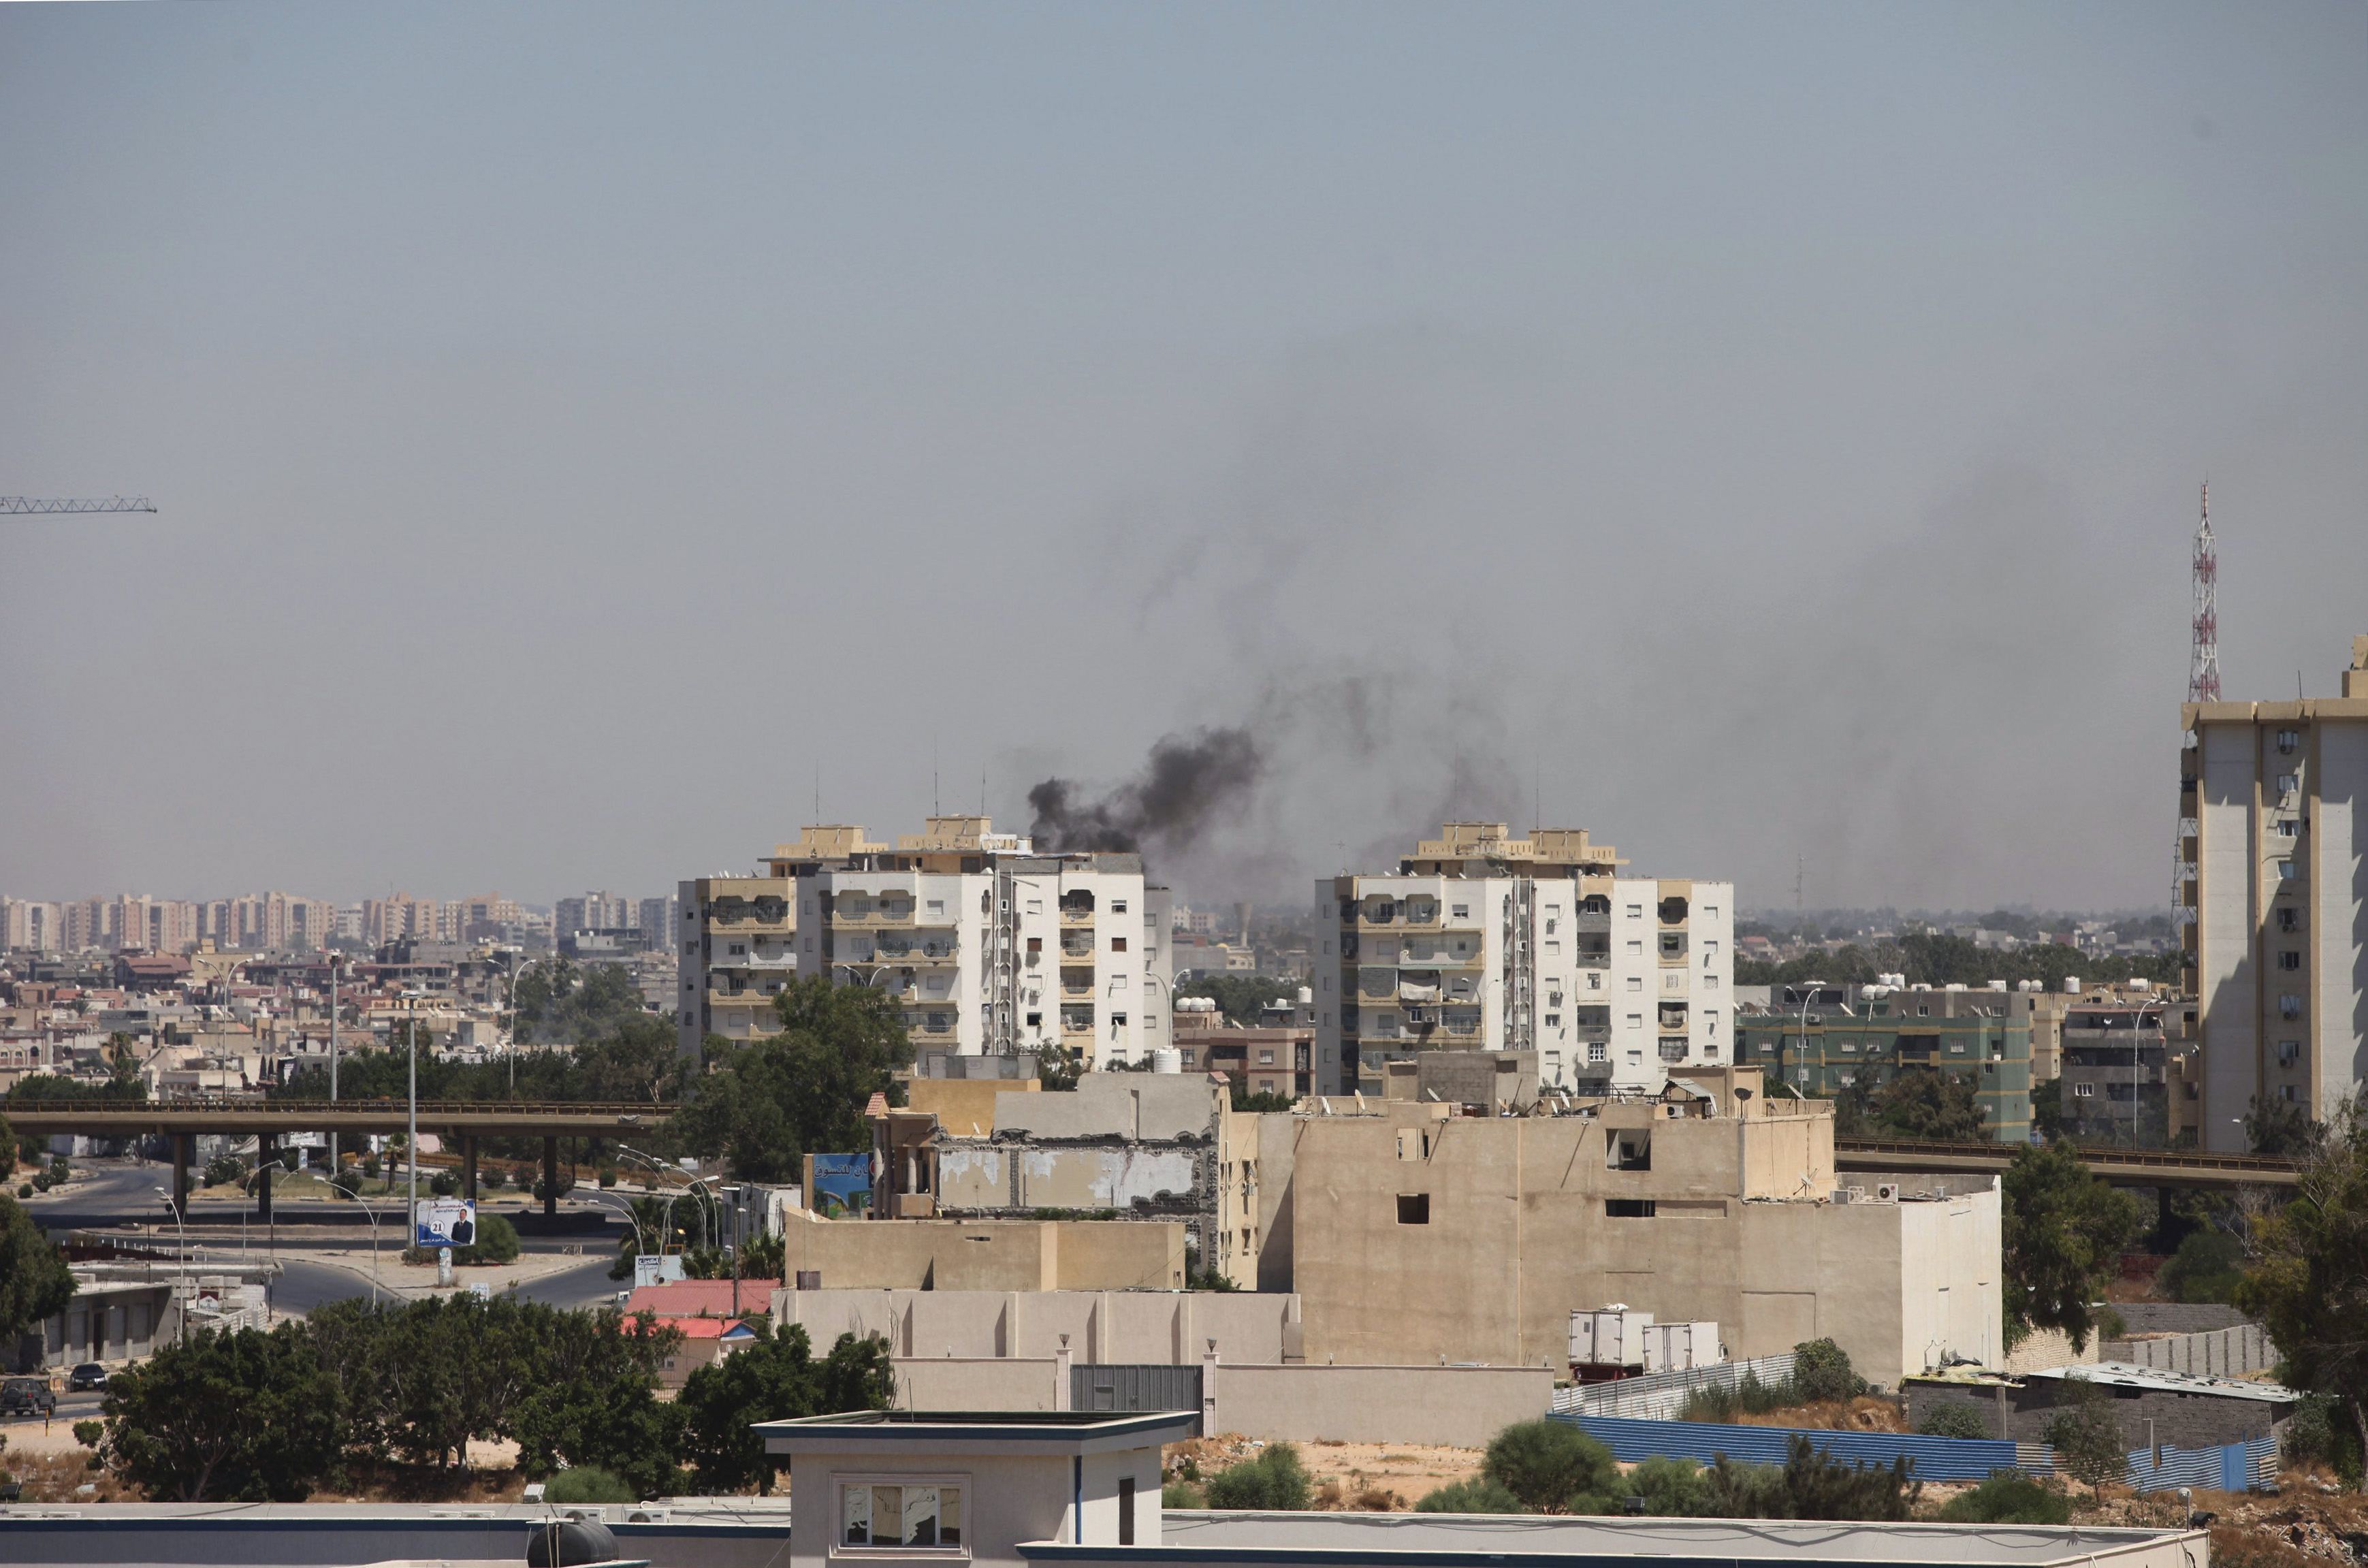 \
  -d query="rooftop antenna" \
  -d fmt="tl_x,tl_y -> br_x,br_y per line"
812,764 -> 820,825
933,733 -> 940,816
2188,481 -> 2220,703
